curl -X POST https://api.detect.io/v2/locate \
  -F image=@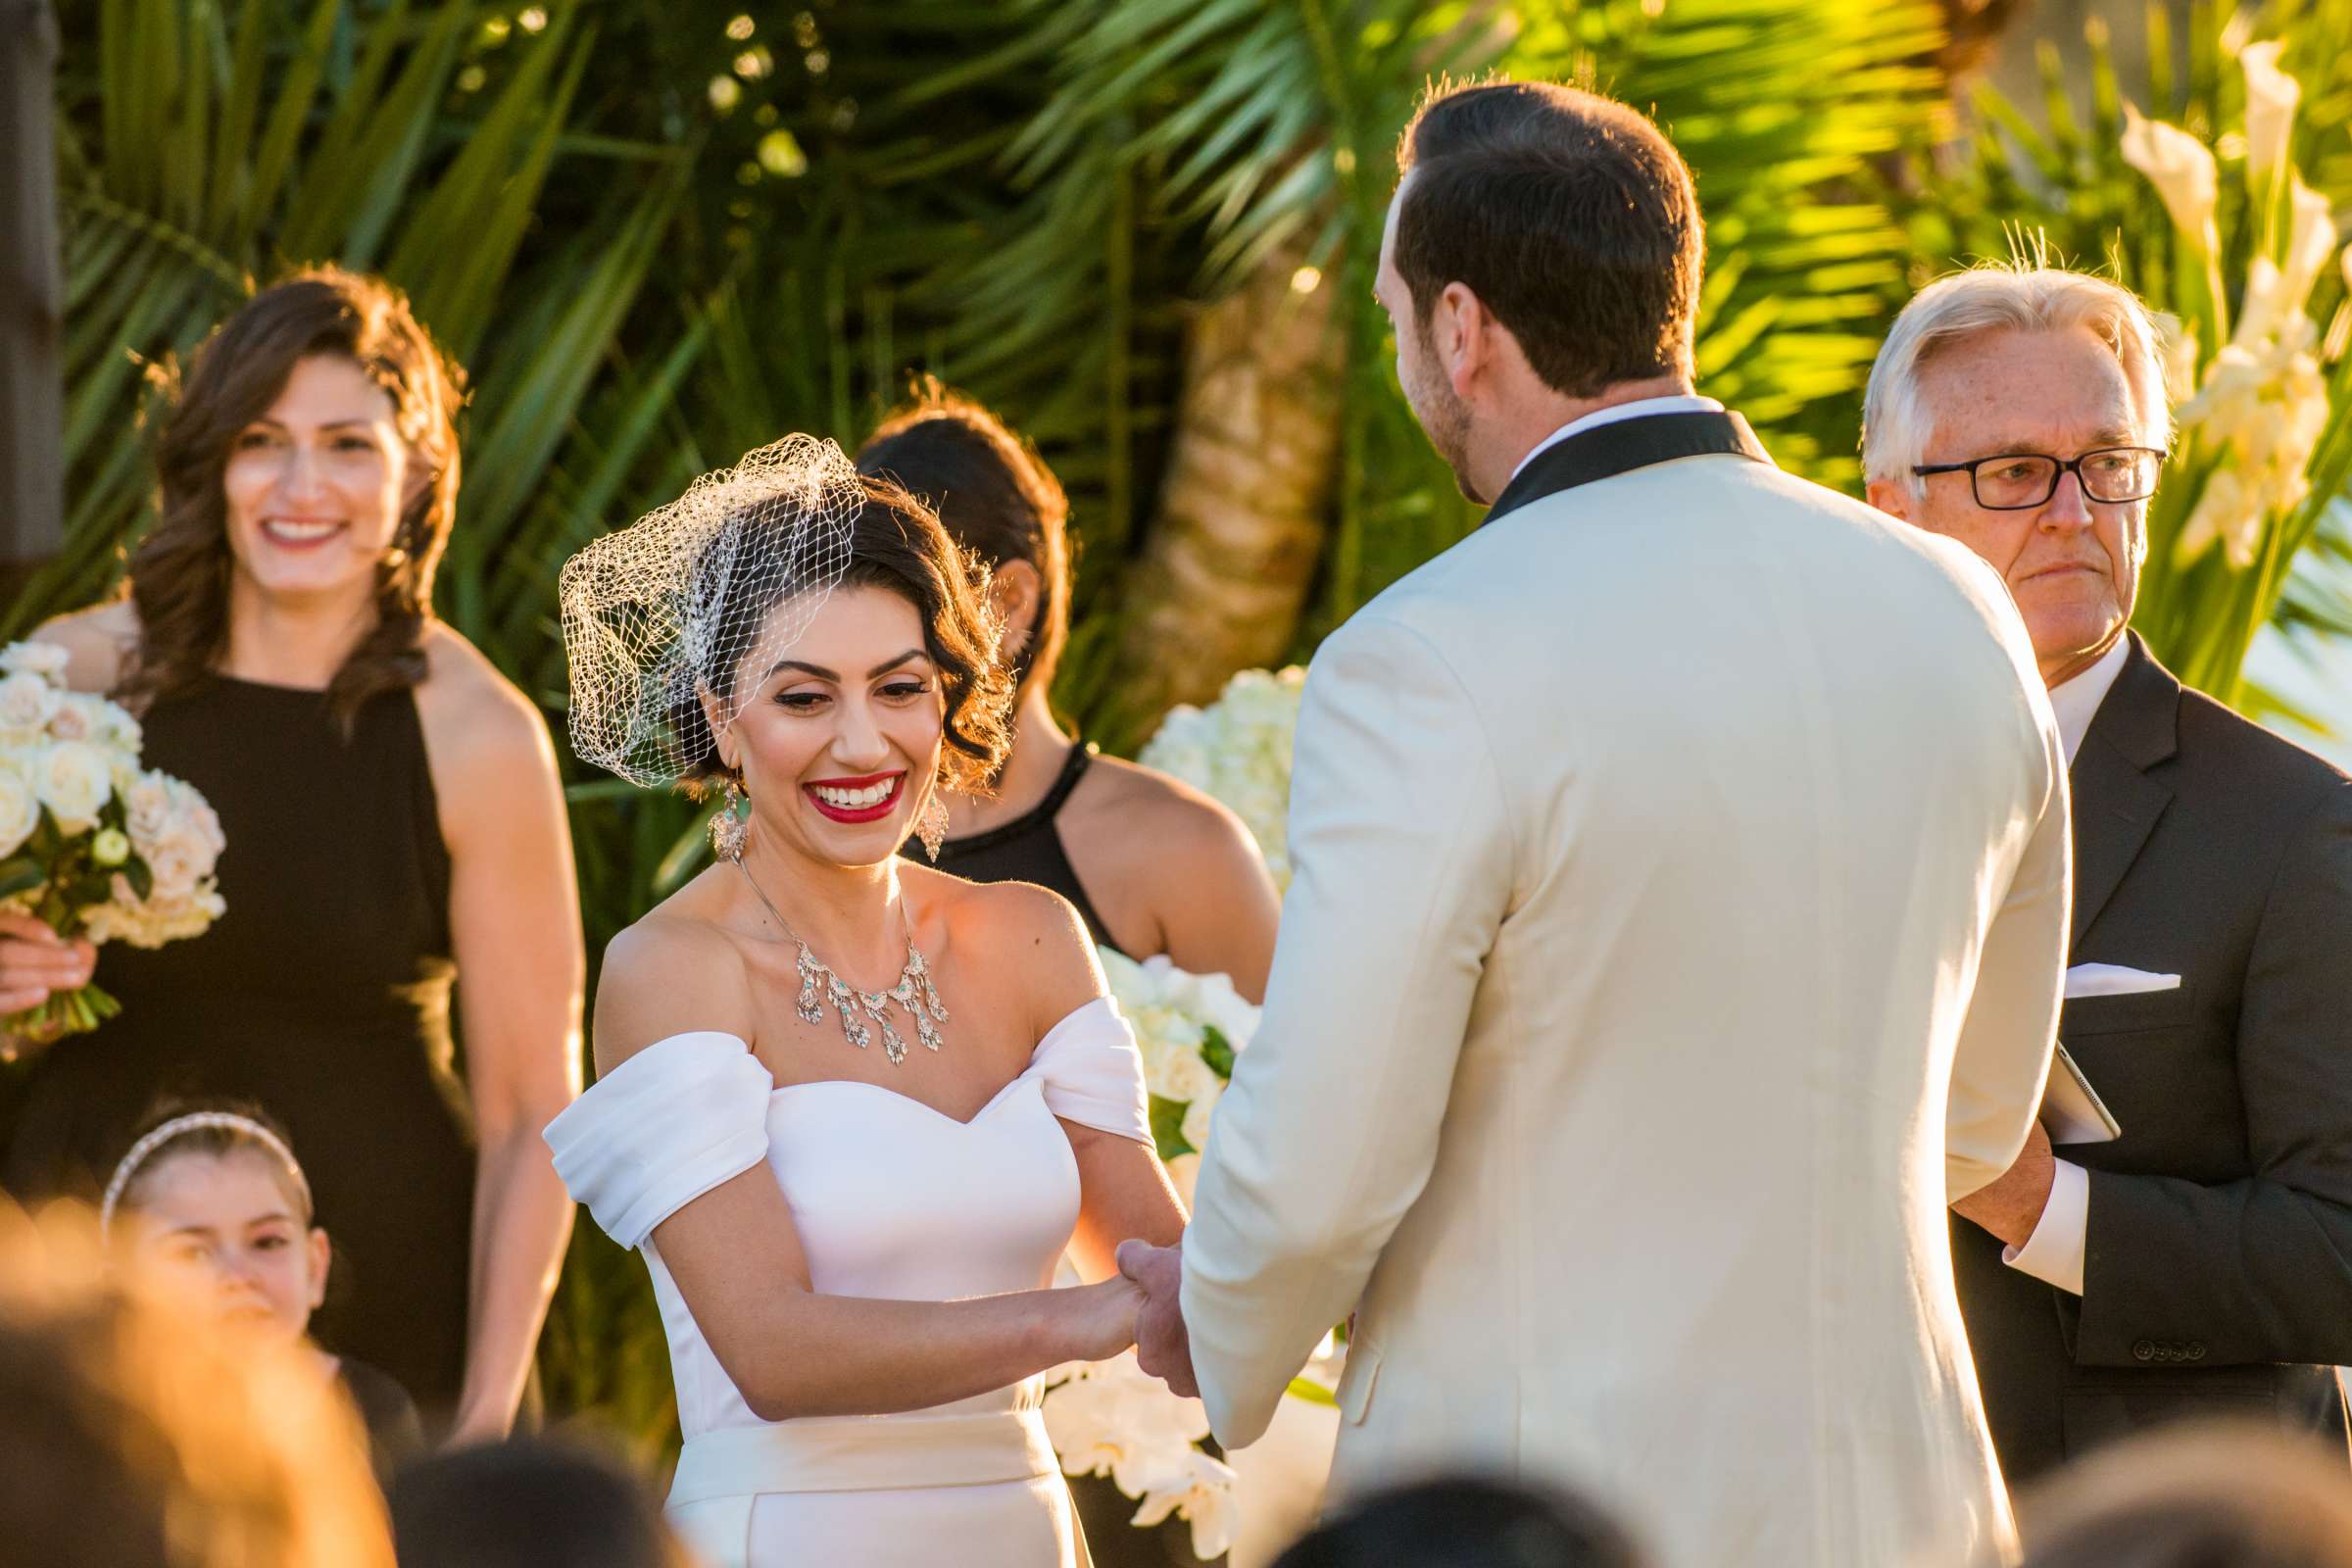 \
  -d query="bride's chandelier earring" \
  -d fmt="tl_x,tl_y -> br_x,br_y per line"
710,775 -> 751,860
915,782 -> 951,863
